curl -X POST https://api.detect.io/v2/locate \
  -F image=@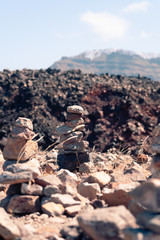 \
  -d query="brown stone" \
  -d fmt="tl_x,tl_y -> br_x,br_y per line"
60,131 -> 83,142
63,140 -> 89,151
7,195 -> 40,214
67,113 -> 83,121
50,193 -> 81,207
35,174 -> 62,187
86,171 -> 111,188
11,126 -> 35,139
66,118 -> 84,128
56,124 -> 85,135
67,105 -> 84,115
78,182 -> 101,200
21,183 -> 43,195
41,197 -> 64,216
65,204 -> 82,217
3,138 -> 38,161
